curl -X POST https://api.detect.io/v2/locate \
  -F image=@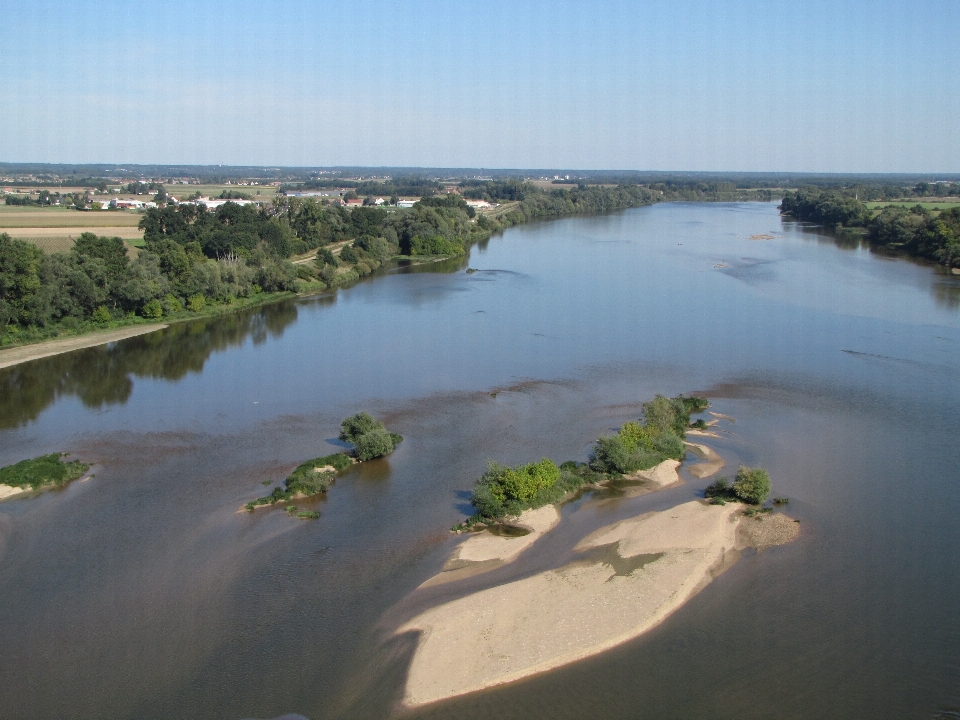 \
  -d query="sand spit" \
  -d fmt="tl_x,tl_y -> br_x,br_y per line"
0,325 -> 168,370
738,511 -> 800,549
684,442 -> 725,479
625,458 -> 681,487
0,484 -> 29,501
709,411 -> 735,422
399,501 -> 748,707
421,506 -> 560,587
686,428 -> 721,438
